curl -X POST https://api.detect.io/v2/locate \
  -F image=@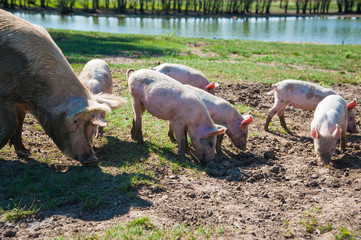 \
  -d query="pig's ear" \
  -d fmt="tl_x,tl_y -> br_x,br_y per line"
332,124 -> 341,140
311,128 -> 320,139
91,113 -> 107,127
240,115 -> 253,127
68,100 -> 111,123
93,93 -> 127,109
205,125 -> 226,138
205,82 -> 219,91
347,98 -> 357,111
